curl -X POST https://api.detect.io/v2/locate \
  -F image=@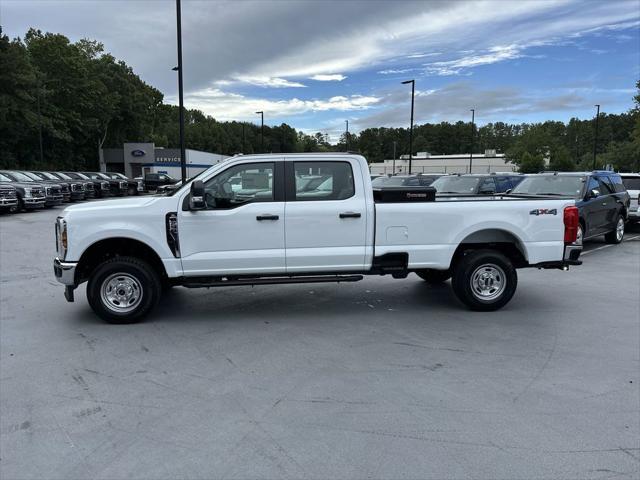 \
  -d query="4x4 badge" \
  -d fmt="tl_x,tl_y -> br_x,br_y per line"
530,208 -> 558,216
